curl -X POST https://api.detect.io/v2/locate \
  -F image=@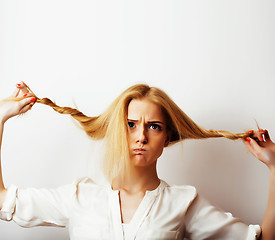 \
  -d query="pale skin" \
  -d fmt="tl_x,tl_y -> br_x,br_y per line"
0,83 -> 275,239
